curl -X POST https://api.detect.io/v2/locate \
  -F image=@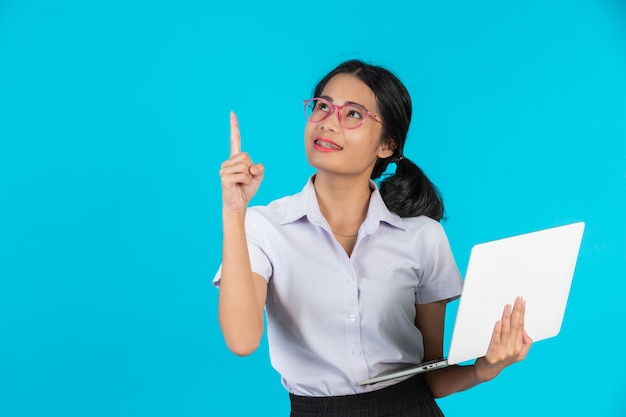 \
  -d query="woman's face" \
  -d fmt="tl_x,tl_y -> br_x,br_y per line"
304,73 -> 393,178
